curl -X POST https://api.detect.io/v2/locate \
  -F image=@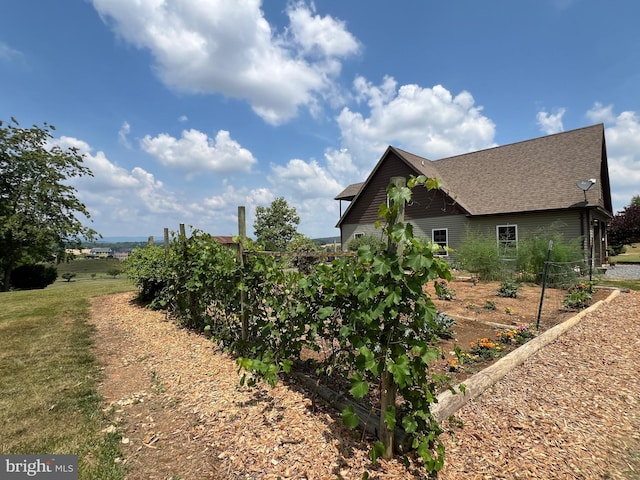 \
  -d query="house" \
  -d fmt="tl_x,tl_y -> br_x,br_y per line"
335,124 -> 613,266
88,247 -> 114,258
